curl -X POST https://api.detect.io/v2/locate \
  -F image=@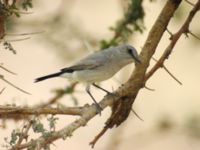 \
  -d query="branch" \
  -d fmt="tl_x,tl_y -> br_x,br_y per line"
0,105 -> 82,118
9,97 -> 114,150
145,0 -> 200,81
